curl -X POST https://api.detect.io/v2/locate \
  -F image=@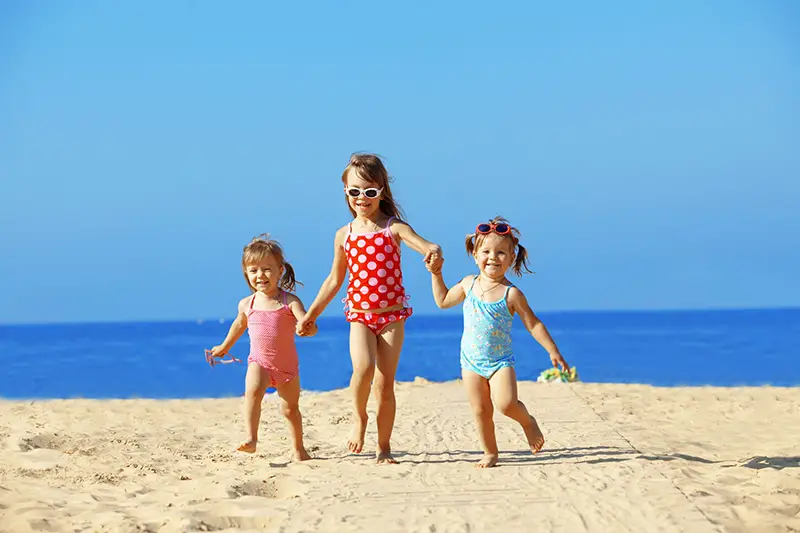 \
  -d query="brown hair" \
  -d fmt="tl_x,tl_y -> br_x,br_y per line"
341,153 -> 406,221
464,216 -> 533,276
241,233 -> 301,293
